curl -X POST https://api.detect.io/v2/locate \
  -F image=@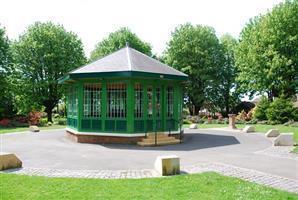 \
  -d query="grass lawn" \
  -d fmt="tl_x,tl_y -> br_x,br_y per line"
0,125 -> 66,134
1,172 -> 297,200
